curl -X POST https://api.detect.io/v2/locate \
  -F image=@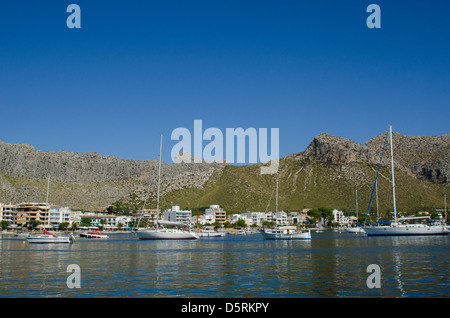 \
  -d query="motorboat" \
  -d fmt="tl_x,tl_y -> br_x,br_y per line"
260,226 -> 311,240
27,230 -> 74,244
79,231 -> 108,239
